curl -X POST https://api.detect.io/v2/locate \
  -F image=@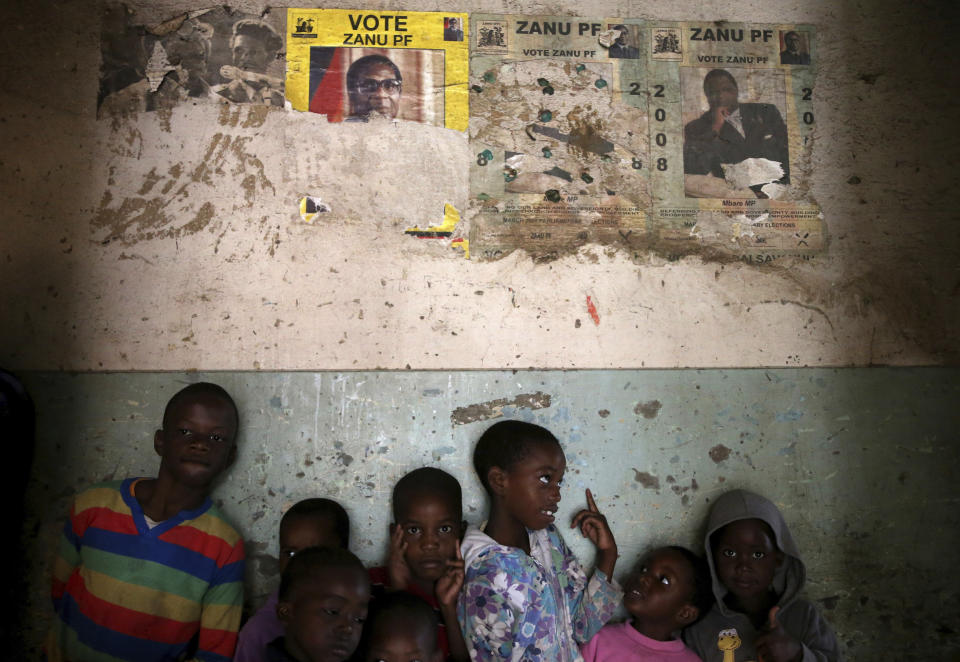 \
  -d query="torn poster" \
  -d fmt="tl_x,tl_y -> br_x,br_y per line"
467,15 -> 649,261
97,5 -> 286,117
652,22 -> 823,260
285,9 -> 469,130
